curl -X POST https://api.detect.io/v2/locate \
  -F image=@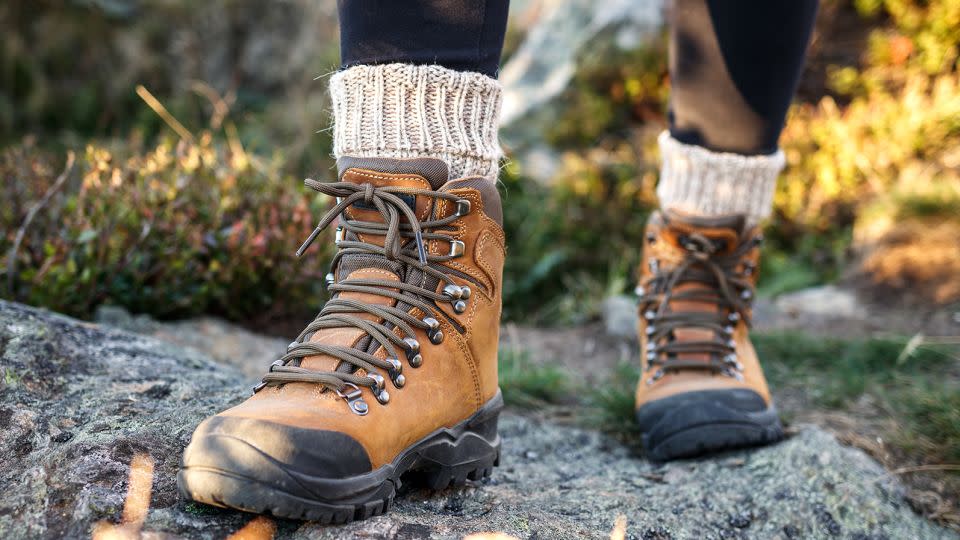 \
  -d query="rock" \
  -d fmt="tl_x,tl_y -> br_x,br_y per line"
774,285 -> 867,320
499,0 -> 664,180
1,300 -> 954,539
94,305 -> 286,381
500,0 -> 664,126
601,295 -> 639,341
